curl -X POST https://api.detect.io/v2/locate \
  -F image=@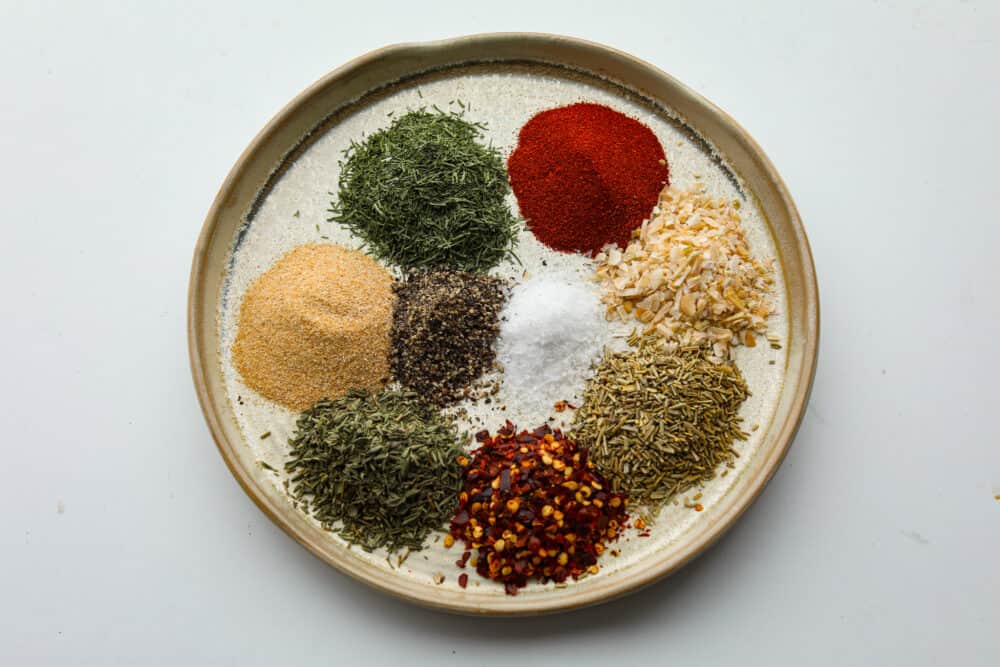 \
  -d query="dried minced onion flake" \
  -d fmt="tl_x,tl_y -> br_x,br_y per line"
594,183 -> 775,363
